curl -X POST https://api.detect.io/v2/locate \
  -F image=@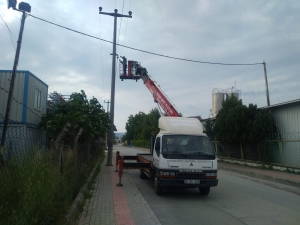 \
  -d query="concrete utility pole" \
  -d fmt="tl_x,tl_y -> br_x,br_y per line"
99,7 -> 132,166
104,100 -> 110,149
104,100 -> 110,113
263,61 -> 270,106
